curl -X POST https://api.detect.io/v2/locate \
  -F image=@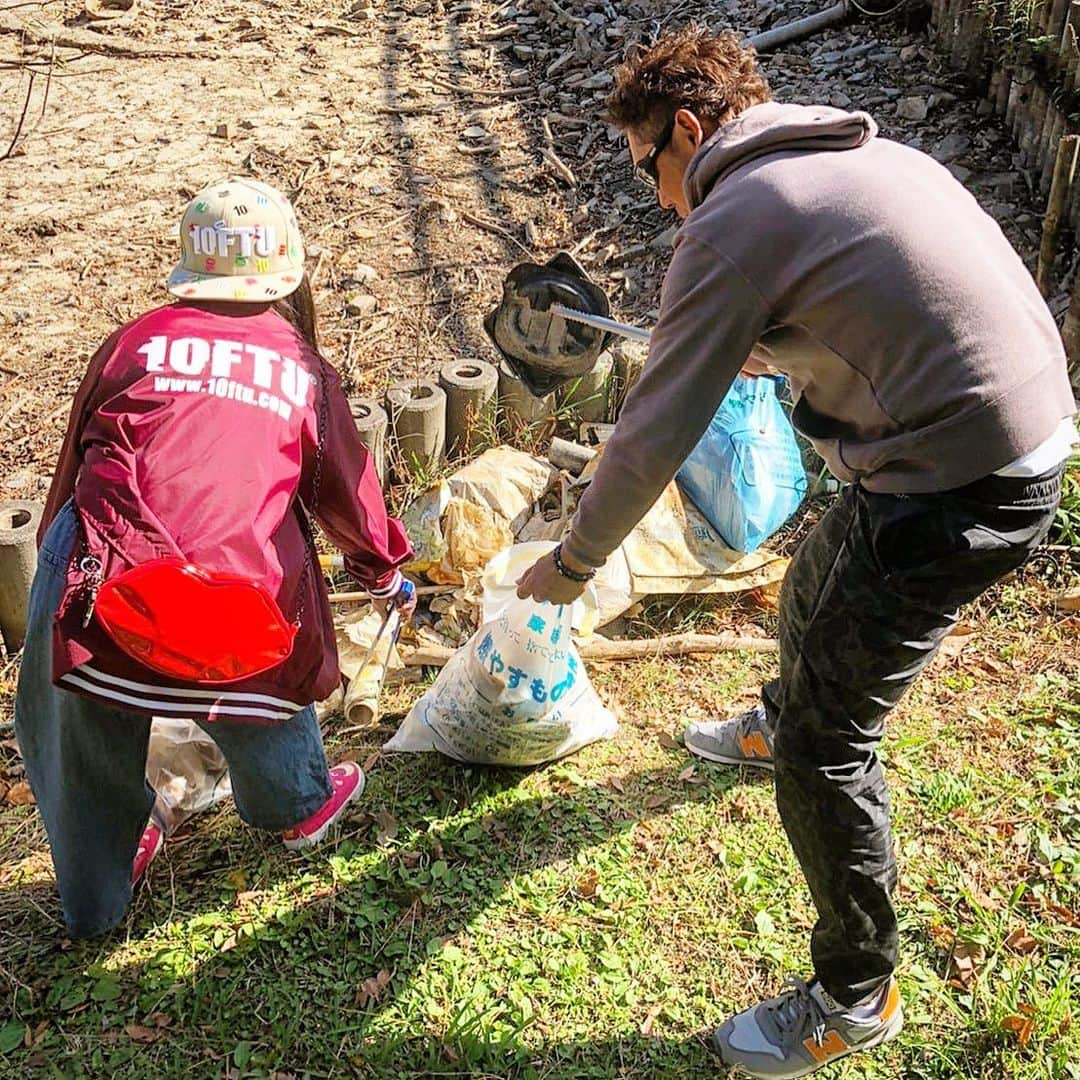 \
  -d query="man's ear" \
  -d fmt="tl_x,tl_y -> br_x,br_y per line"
674,107 -> 706,148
